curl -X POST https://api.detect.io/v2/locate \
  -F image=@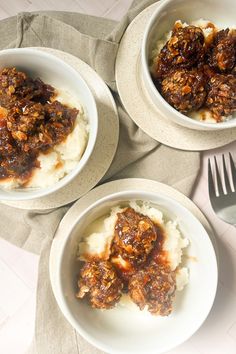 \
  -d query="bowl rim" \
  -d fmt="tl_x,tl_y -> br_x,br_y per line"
141,0 -> 236,130
0,48 -> 98,201
53,189 -> 218,354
